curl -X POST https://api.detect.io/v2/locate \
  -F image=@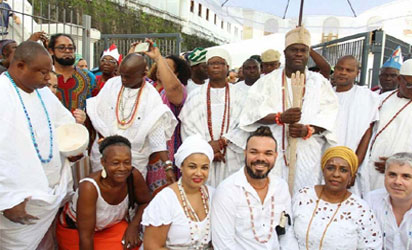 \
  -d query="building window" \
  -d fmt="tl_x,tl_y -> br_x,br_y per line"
234,27 -> 238,36
221,20 -> 224,29
227,22 -> 231,33
206,8 -> 209,21
214,14 -> 217,25
198,3 -> 202,17
190,0 -> 194,13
